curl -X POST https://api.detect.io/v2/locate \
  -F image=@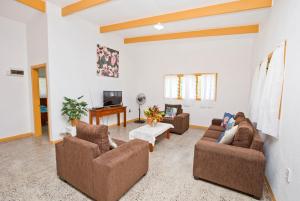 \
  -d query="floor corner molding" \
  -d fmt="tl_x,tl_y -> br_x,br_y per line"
0,133 -> 33,143
264,176 -> 277,201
